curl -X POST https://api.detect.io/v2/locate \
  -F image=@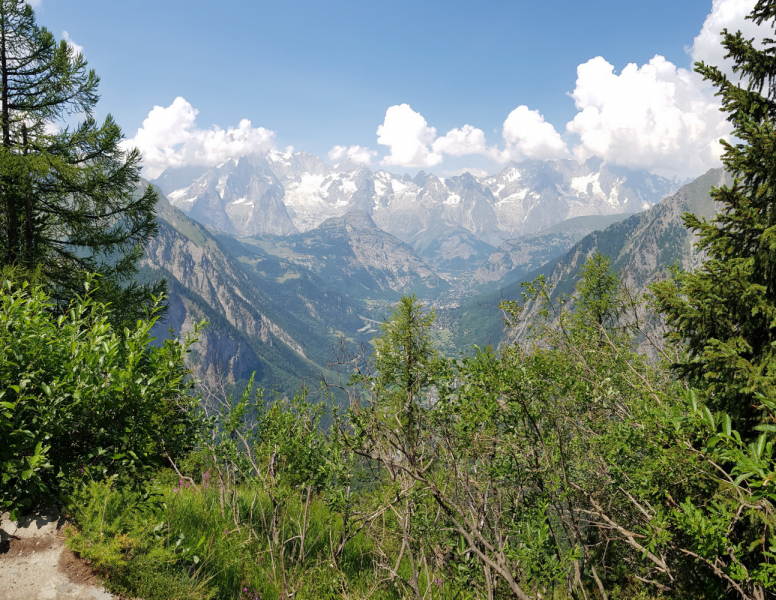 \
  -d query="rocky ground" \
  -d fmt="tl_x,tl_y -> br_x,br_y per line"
0,511 -> 116,600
